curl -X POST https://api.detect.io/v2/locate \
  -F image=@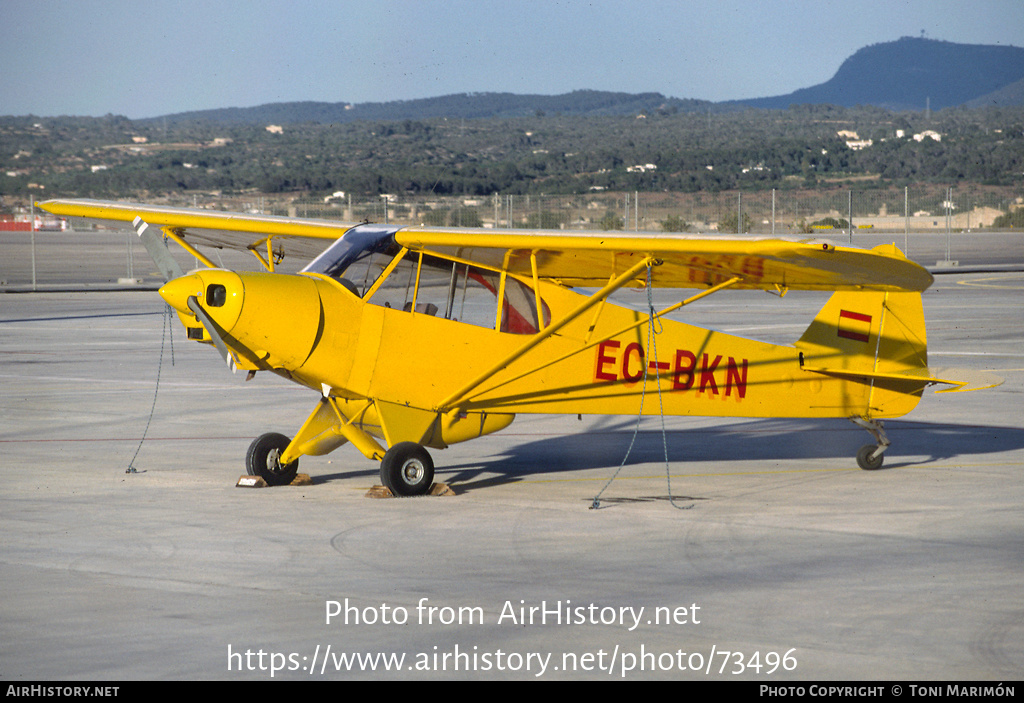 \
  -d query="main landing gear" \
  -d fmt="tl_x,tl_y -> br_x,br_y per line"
851,417 -> 890,470
245,433 -> 436,496
379,442 -> 435,496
